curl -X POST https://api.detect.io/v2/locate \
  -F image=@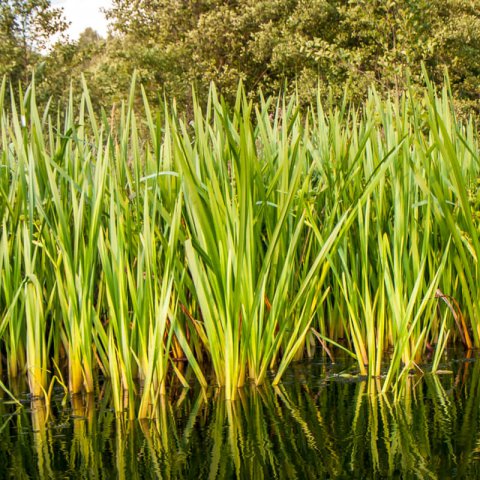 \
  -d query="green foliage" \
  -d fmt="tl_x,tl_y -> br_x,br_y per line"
36,28 -> 108,108
0,0 -> 68,84
97,0 -> 480,113
2,1 -> 480,115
